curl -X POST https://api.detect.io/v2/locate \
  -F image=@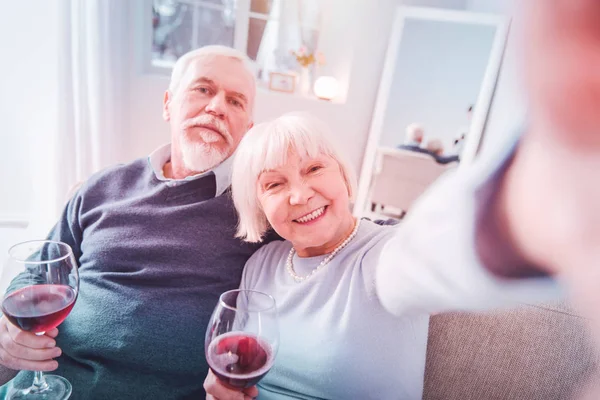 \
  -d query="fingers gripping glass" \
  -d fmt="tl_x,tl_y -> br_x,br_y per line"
1,240 -> 79,400
205,289 -> 279,390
